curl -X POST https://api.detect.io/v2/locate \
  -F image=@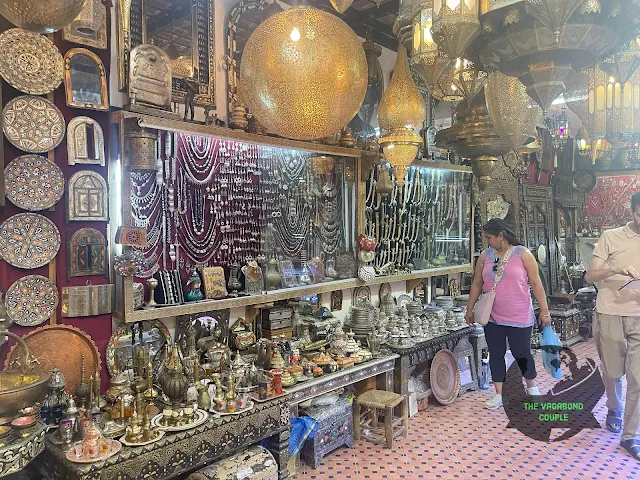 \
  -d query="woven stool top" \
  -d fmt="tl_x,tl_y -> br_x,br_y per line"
357,390 -> 404,409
